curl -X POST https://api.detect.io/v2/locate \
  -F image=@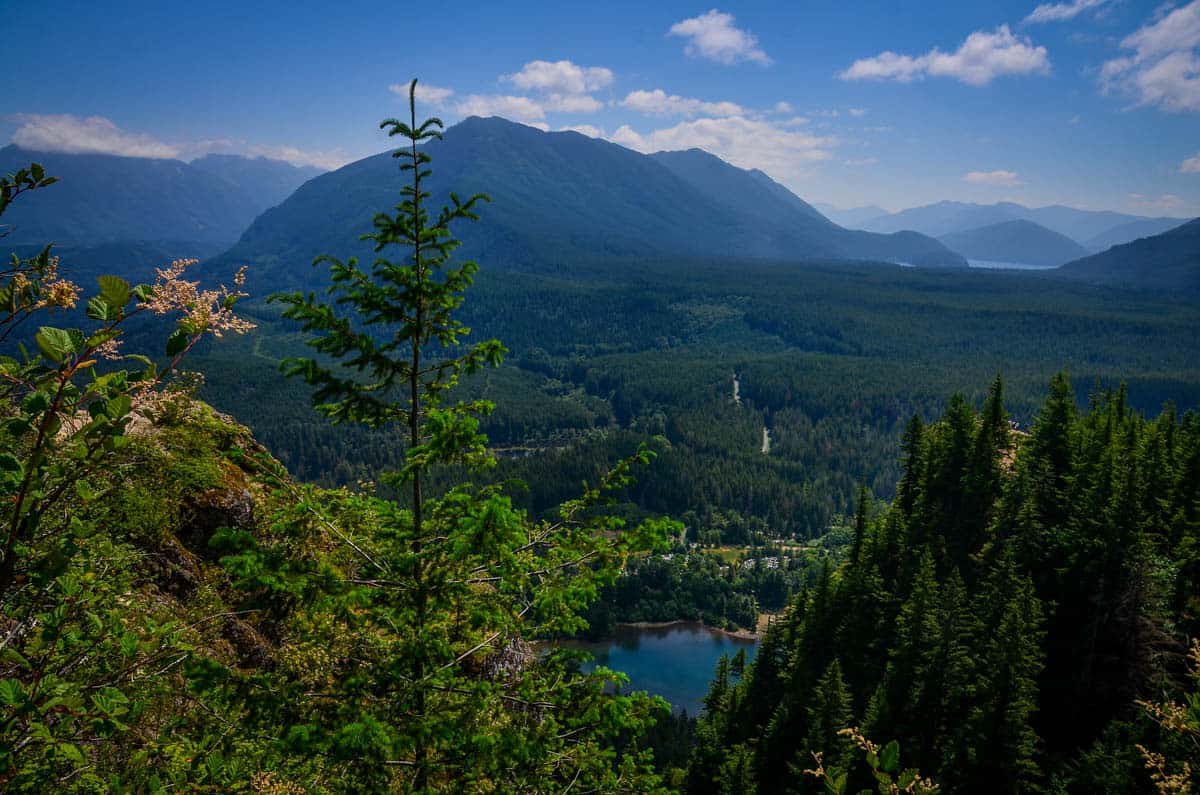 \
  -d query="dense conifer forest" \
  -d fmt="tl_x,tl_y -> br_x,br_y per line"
686,377 -> 1200,793
2,81 -> 1199,793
